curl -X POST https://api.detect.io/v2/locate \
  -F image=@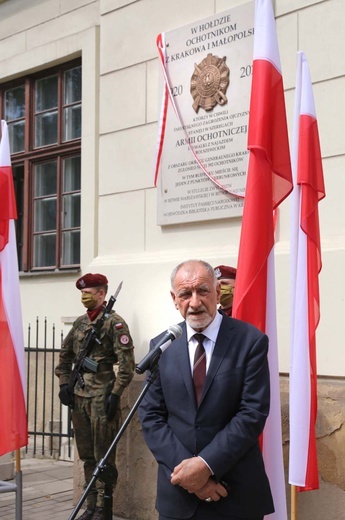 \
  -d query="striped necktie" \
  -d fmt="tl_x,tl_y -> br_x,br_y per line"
193,333 -> 206,405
